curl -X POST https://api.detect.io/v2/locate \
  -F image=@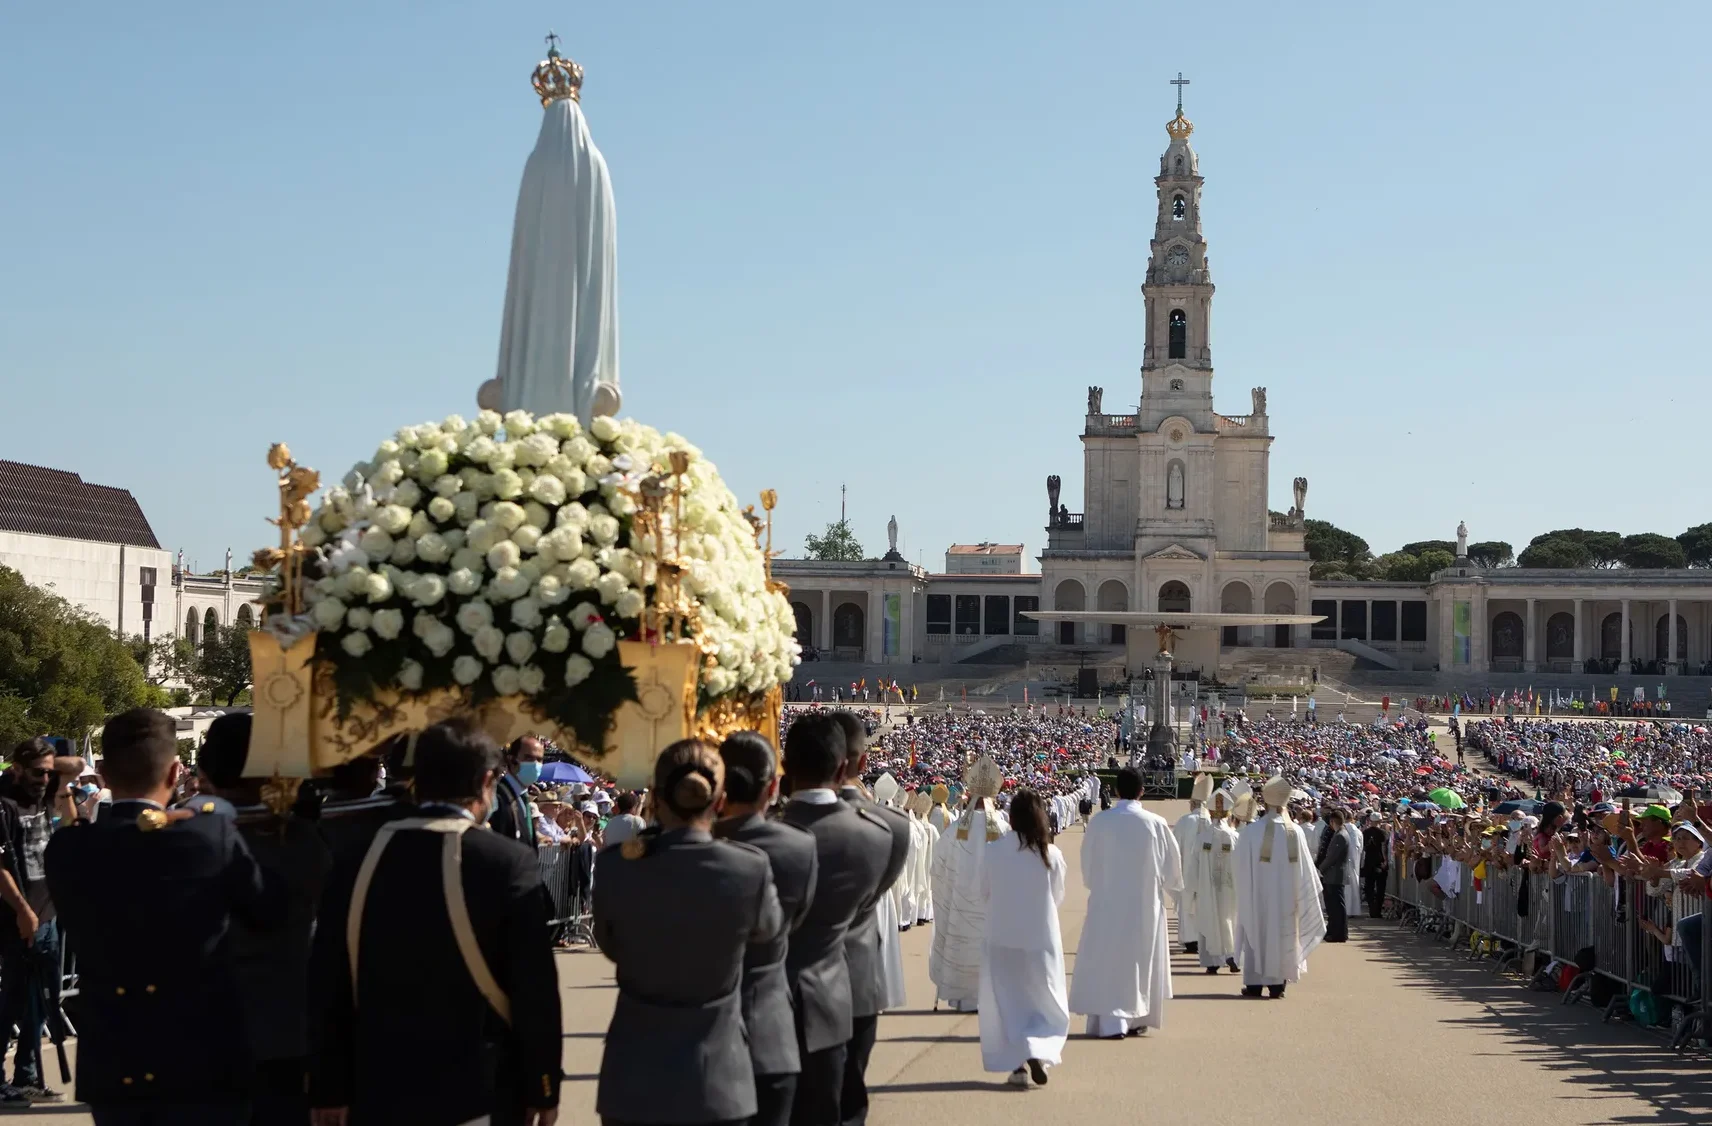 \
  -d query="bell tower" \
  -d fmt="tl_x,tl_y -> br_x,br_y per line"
1140,74 -> 1215,423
